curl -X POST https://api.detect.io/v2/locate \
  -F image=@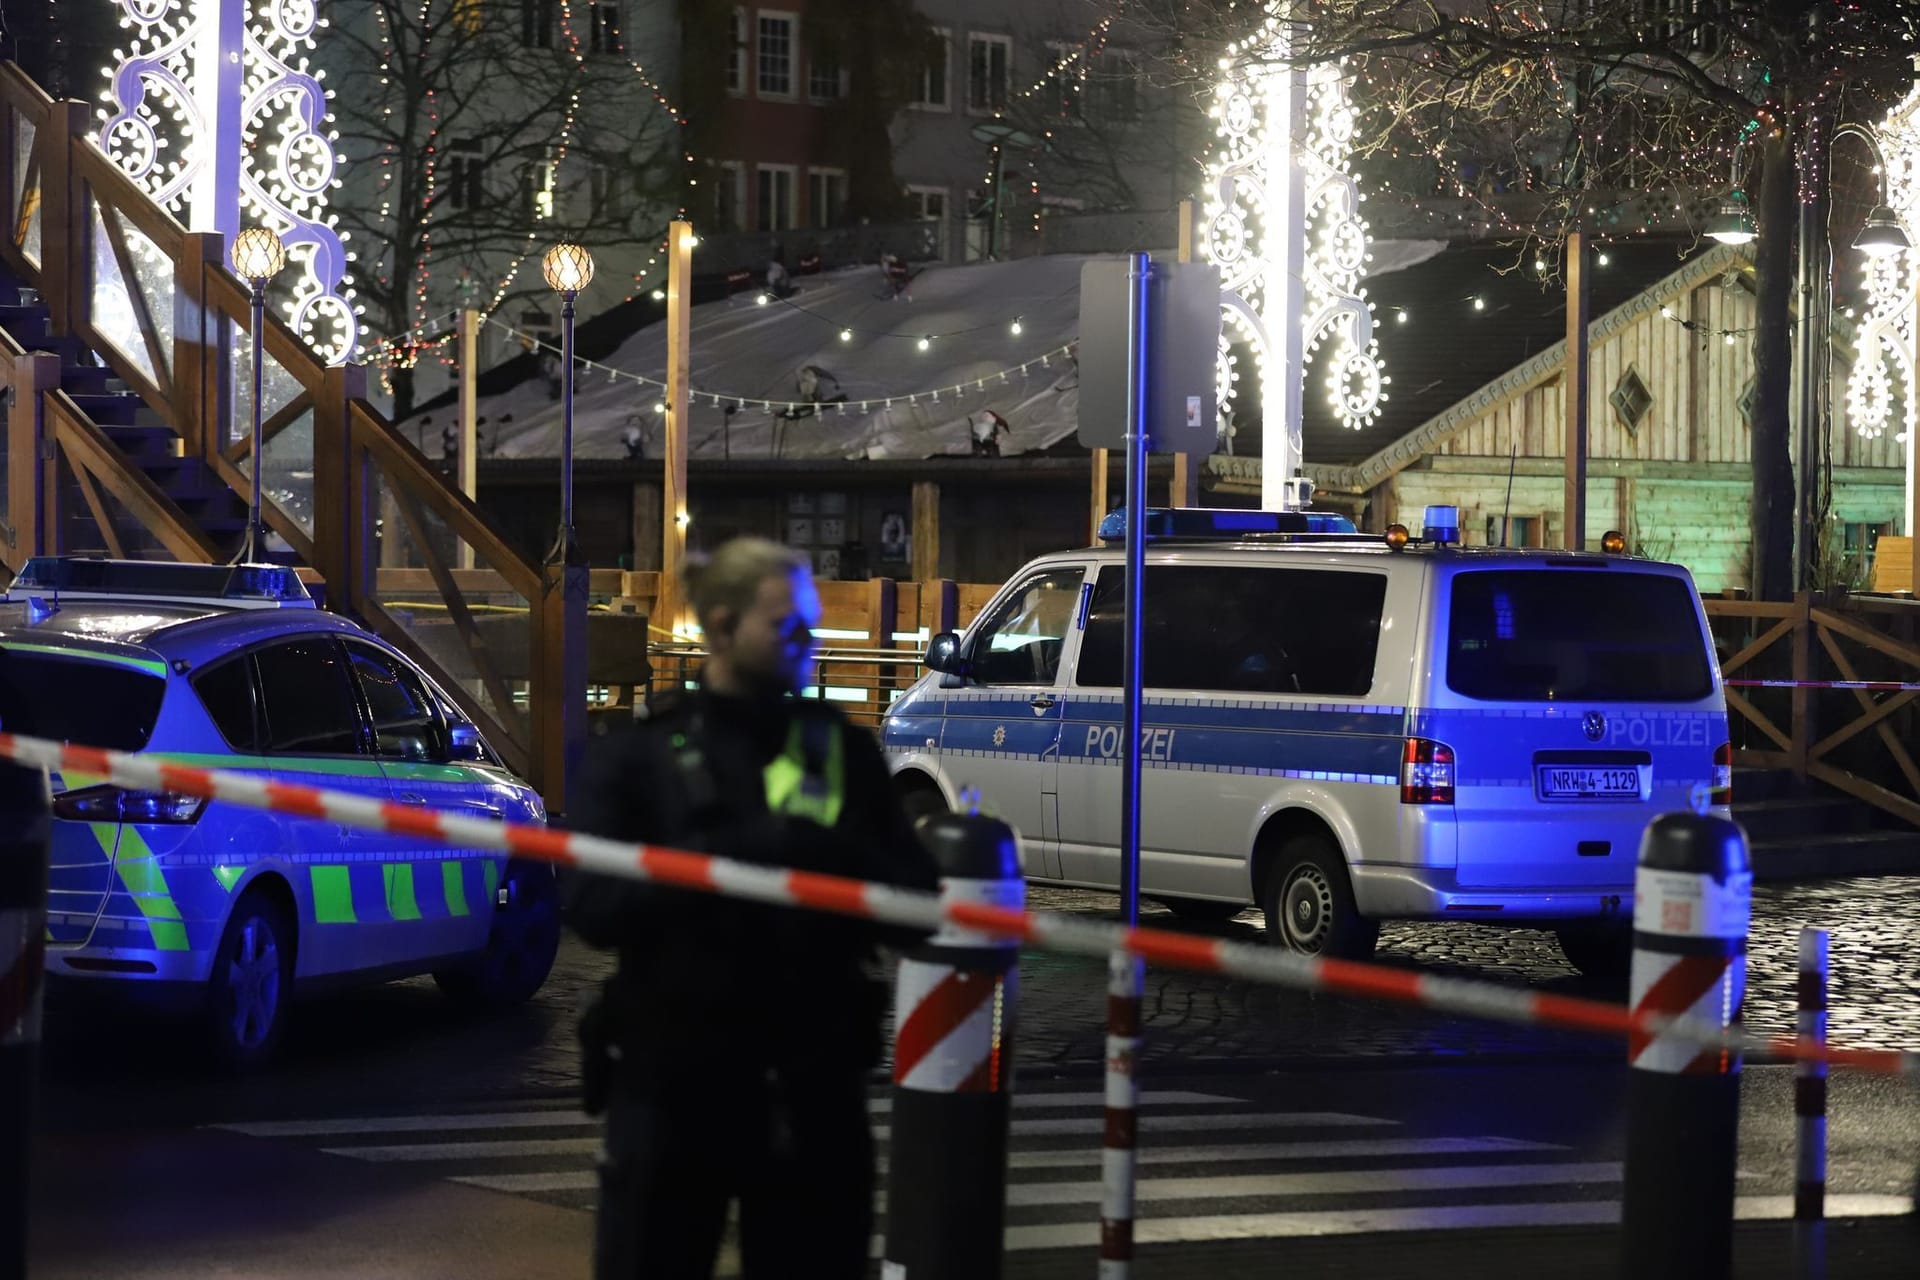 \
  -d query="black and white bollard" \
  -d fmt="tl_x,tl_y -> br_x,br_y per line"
881,811 -> 1022,1280
1794,926 -> 1829,1279
0,752 -> 51,1276
1621,810 -> 1751,1280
